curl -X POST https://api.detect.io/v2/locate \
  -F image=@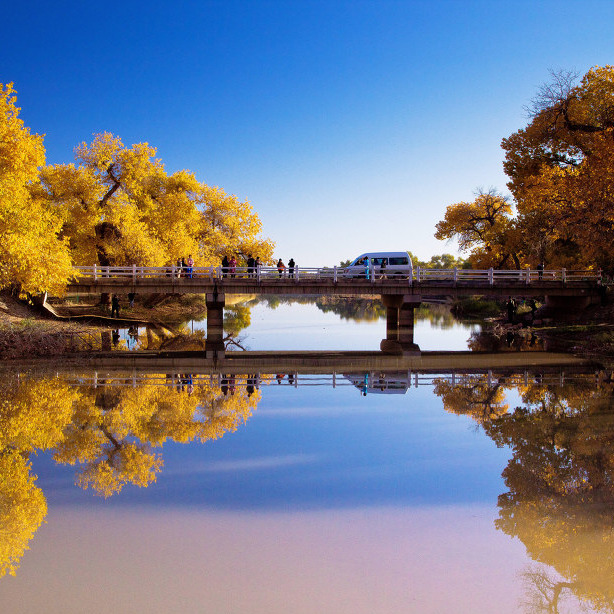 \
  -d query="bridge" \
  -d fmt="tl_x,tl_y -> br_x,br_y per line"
65,265 -> 602,357
3,349 -> 596,396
